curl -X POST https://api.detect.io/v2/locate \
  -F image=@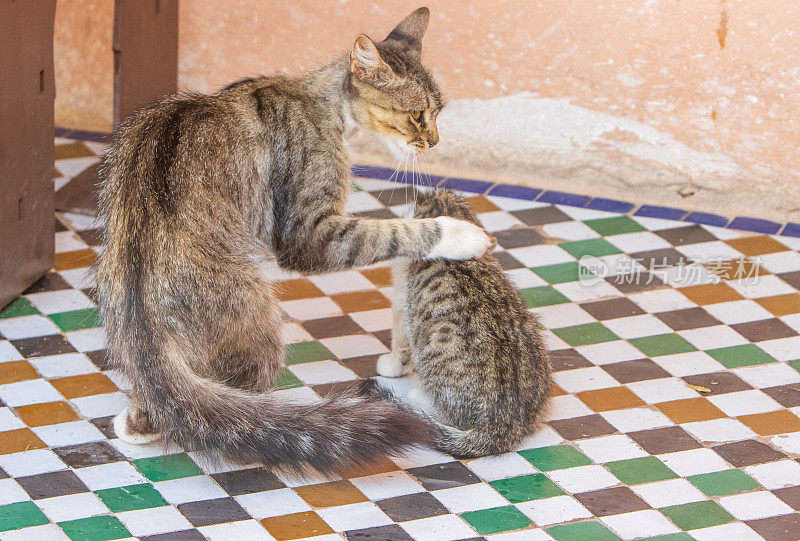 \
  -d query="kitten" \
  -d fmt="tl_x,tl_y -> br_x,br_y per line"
95,8 -> 491,475
370,190 -> 552,458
